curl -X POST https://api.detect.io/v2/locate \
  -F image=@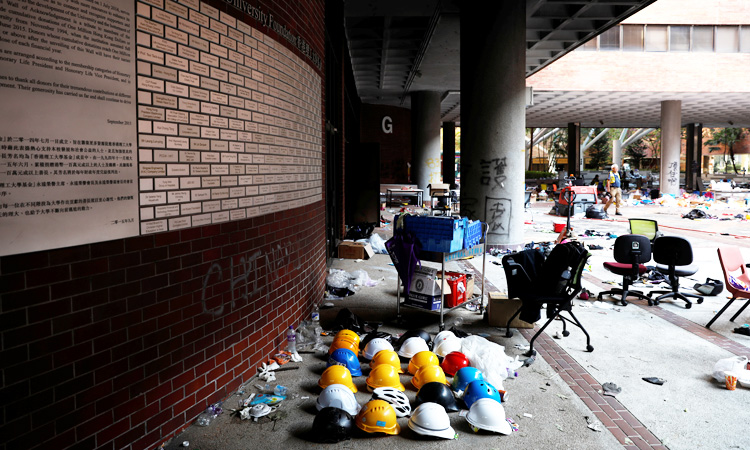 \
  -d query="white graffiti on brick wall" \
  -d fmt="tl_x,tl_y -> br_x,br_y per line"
201,242 -> 301,317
